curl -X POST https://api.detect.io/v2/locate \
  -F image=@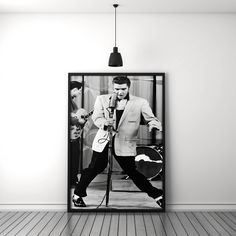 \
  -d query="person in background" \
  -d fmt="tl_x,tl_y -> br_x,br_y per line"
70,81 -> 88,186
